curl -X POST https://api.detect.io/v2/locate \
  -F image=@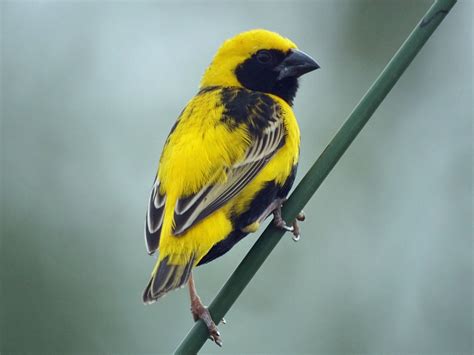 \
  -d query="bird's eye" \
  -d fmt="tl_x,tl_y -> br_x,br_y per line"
256,50 -> 272,64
